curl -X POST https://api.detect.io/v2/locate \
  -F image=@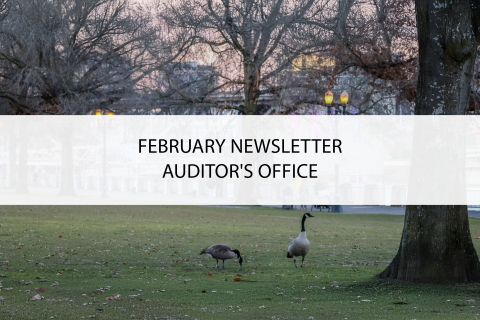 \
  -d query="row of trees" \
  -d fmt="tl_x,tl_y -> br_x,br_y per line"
149,0 -> 421,115
2,0 -> 473,116
0,0 -> 181,114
